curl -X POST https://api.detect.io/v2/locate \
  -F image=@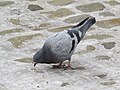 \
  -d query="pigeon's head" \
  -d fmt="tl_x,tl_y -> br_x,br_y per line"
33,49 -> 44,67
73,17 -> 96,38
83,17 -> 96,30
